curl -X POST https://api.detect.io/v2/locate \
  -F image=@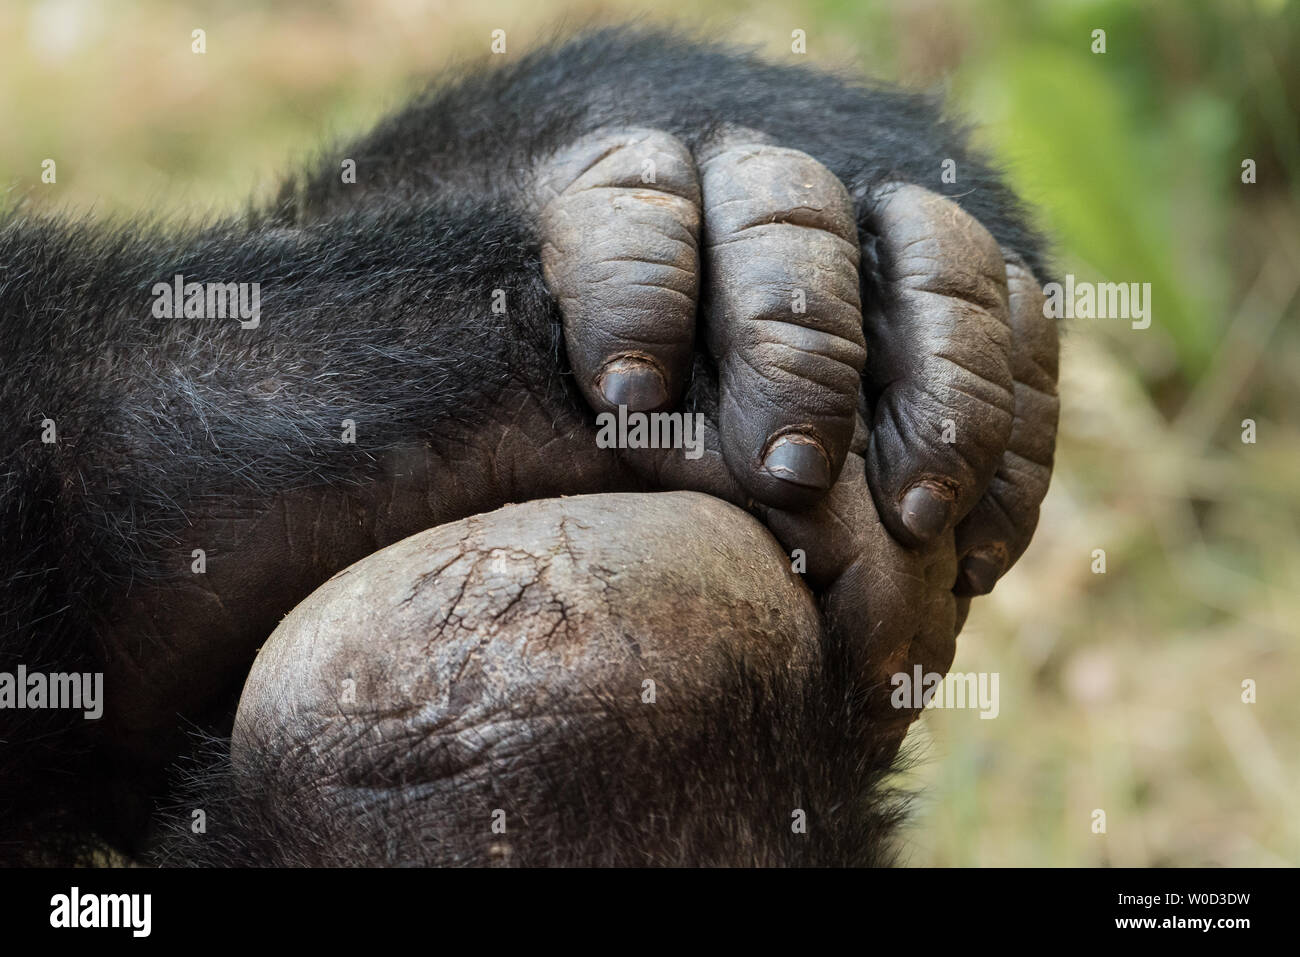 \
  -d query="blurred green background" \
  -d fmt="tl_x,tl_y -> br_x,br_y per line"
3,0 -> 1296,866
